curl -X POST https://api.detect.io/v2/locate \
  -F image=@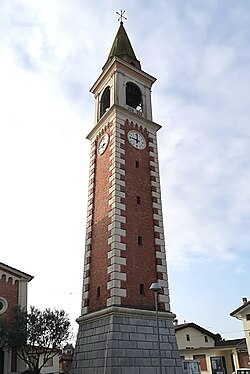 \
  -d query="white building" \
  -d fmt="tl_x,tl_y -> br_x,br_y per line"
175,322 -> 249,374
231,297 -> 250,364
